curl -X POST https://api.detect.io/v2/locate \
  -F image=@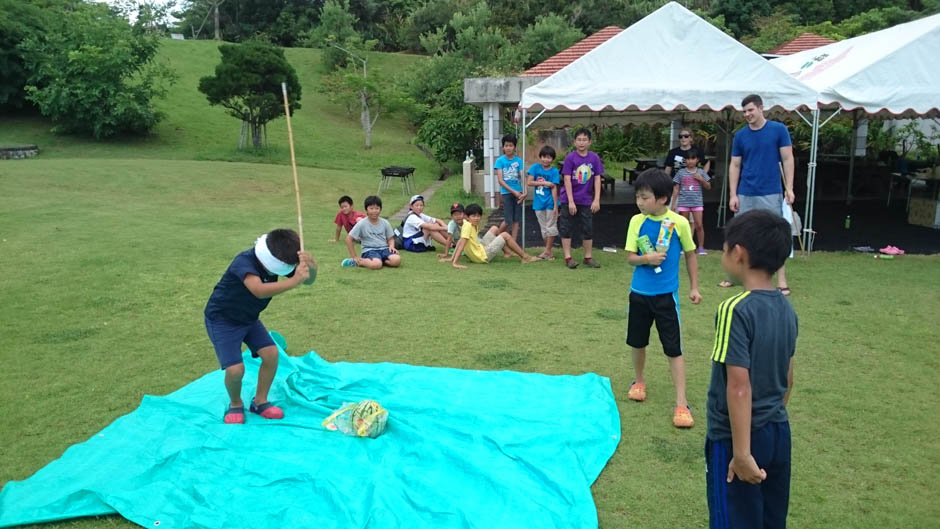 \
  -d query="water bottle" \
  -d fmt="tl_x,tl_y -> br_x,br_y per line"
844,215 -> 851,229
